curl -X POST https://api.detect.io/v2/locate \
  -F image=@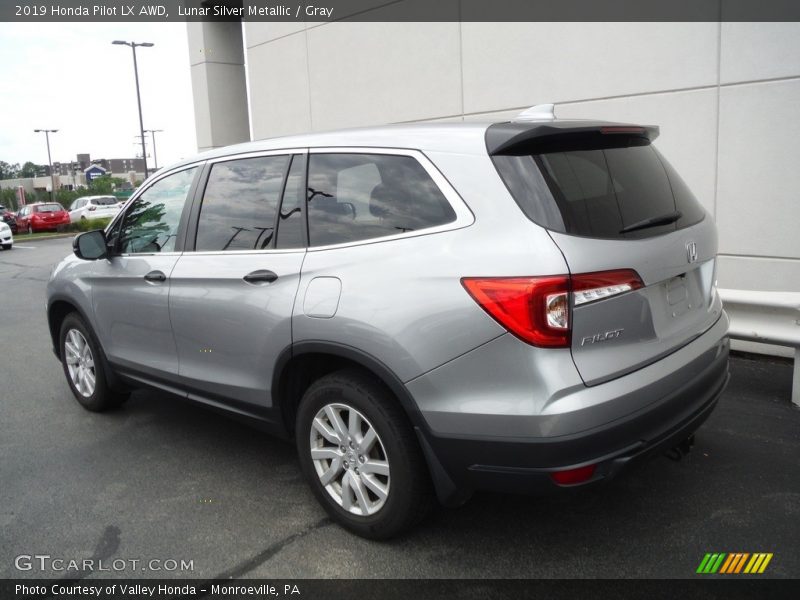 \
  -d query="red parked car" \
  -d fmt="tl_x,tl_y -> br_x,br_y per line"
15,203 -> 70,234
